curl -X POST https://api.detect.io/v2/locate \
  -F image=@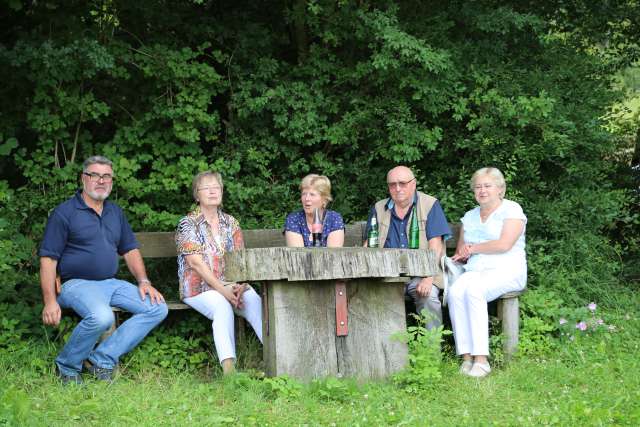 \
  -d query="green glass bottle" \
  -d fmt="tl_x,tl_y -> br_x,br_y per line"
367,216 -> 379,248
409,205 -> 419,249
